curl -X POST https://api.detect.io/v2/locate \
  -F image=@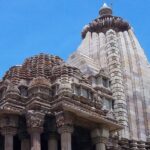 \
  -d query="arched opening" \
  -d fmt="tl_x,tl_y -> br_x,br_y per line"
19,86 -> 28,97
